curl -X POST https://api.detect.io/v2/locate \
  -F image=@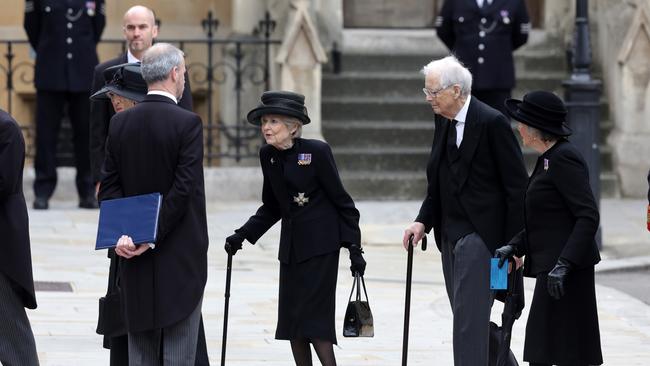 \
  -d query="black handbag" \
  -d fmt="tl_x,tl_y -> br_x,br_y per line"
96,289 -> 126,337
343,273 -> 374,337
